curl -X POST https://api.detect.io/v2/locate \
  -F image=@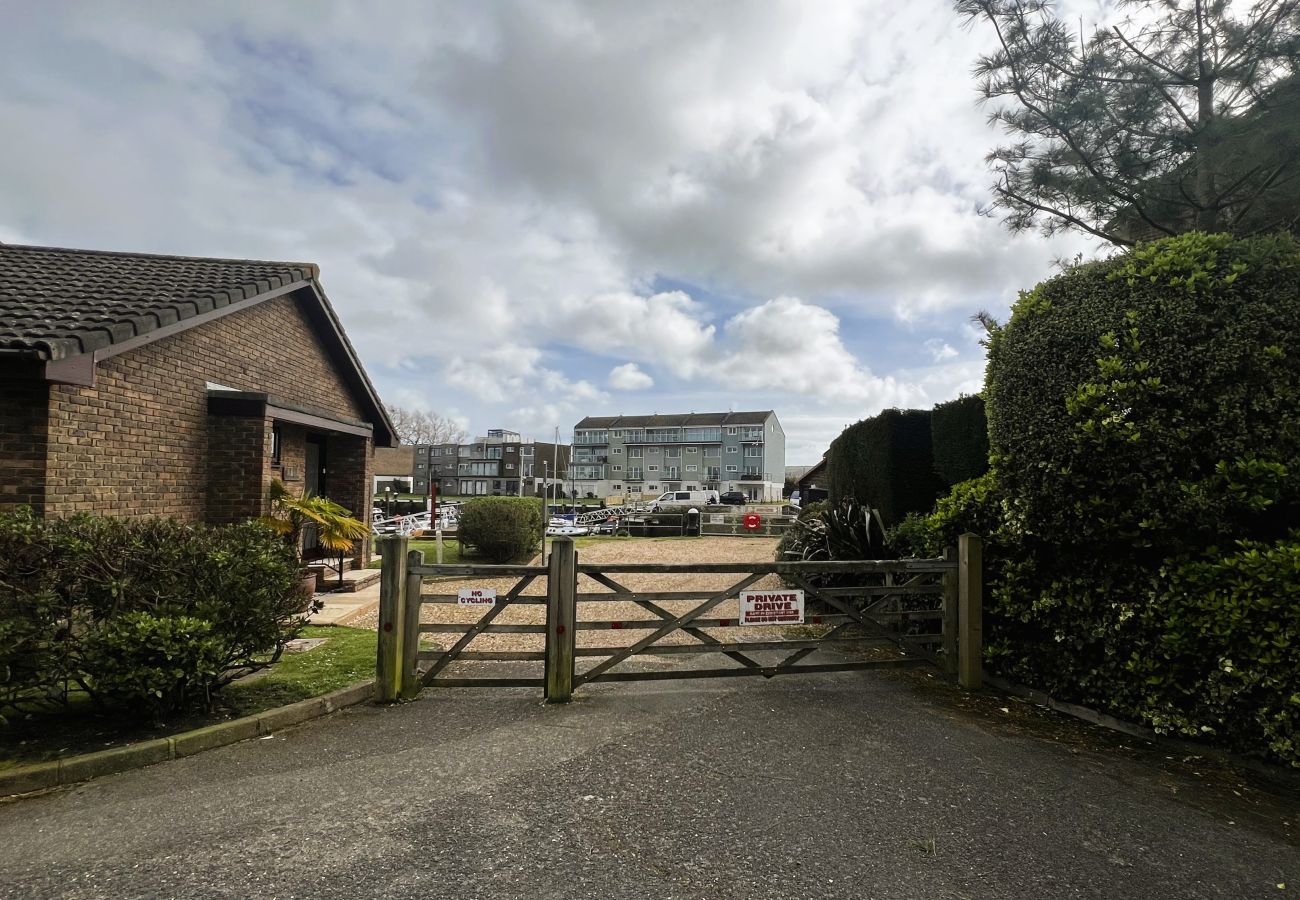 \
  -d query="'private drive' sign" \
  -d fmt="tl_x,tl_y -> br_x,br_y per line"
738,589 -> 804,625
457,588 -> 497,605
